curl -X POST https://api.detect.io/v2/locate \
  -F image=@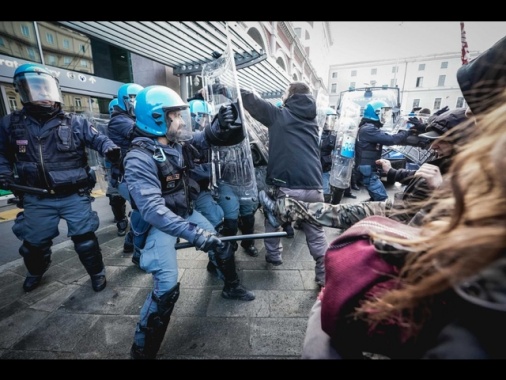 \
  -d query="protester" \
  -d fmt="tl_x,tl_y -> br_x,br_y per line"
0,63 -> 121,292
124,85 -> 255,360
239,82 -> 328,287
105,83 -> 143,255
